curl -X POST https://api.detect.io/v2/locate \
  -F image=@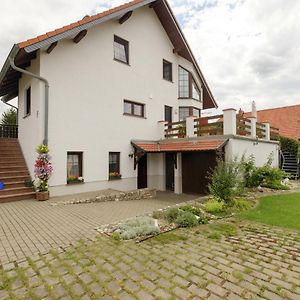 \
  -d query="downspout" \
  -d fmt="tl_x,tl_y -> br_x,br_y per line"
9,57 -> 49,146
